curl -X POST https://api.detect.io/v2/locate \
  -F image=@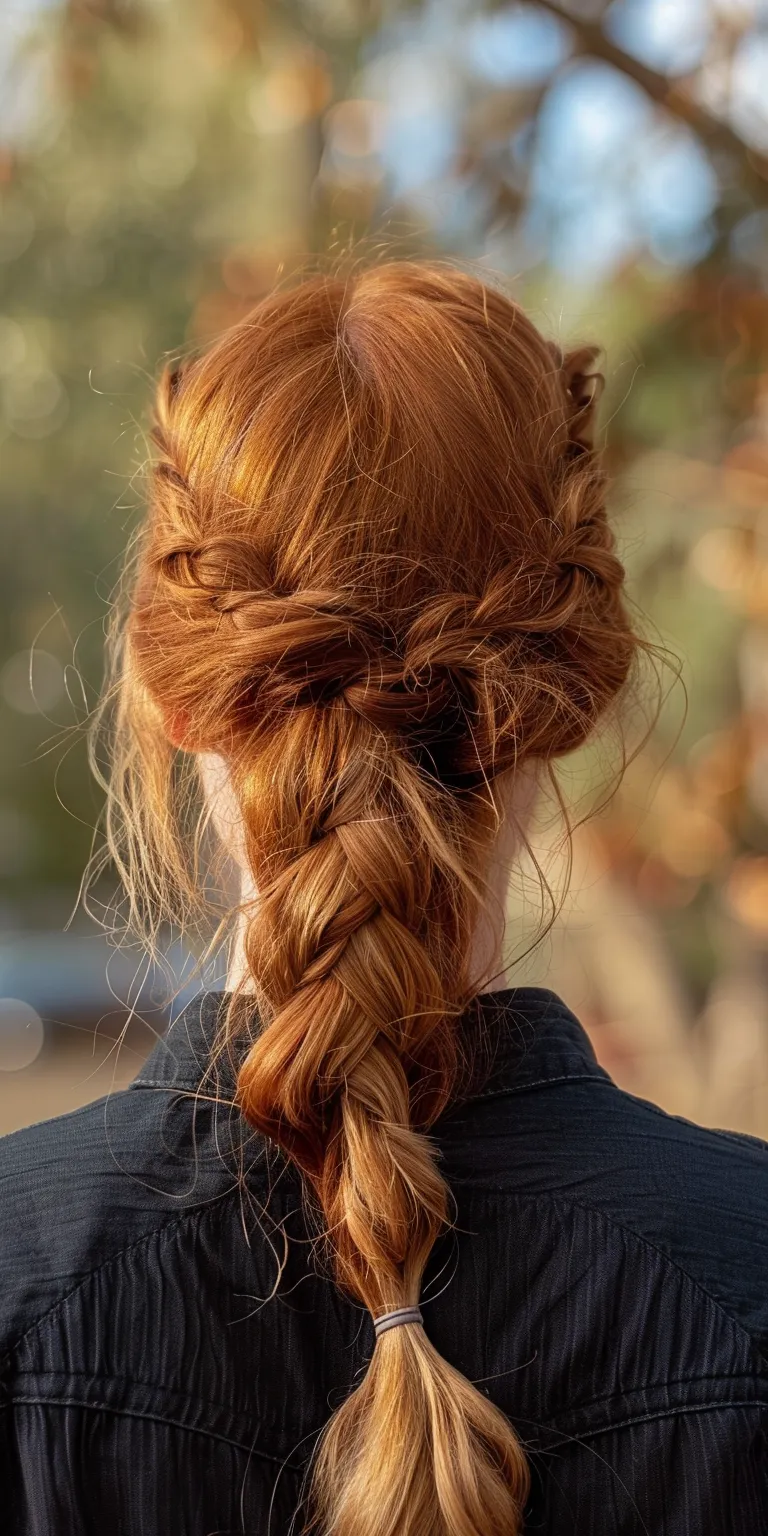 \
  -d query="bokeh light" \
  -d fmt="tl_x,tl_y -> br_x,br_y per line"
0,999 -> 45,1072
